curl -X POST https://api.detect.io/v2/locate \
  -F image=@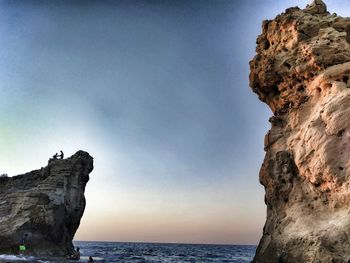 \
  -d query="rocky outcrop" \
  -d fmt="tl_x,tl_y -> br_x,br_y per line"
0,151 -> 93,256
250,1 -> 350,262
